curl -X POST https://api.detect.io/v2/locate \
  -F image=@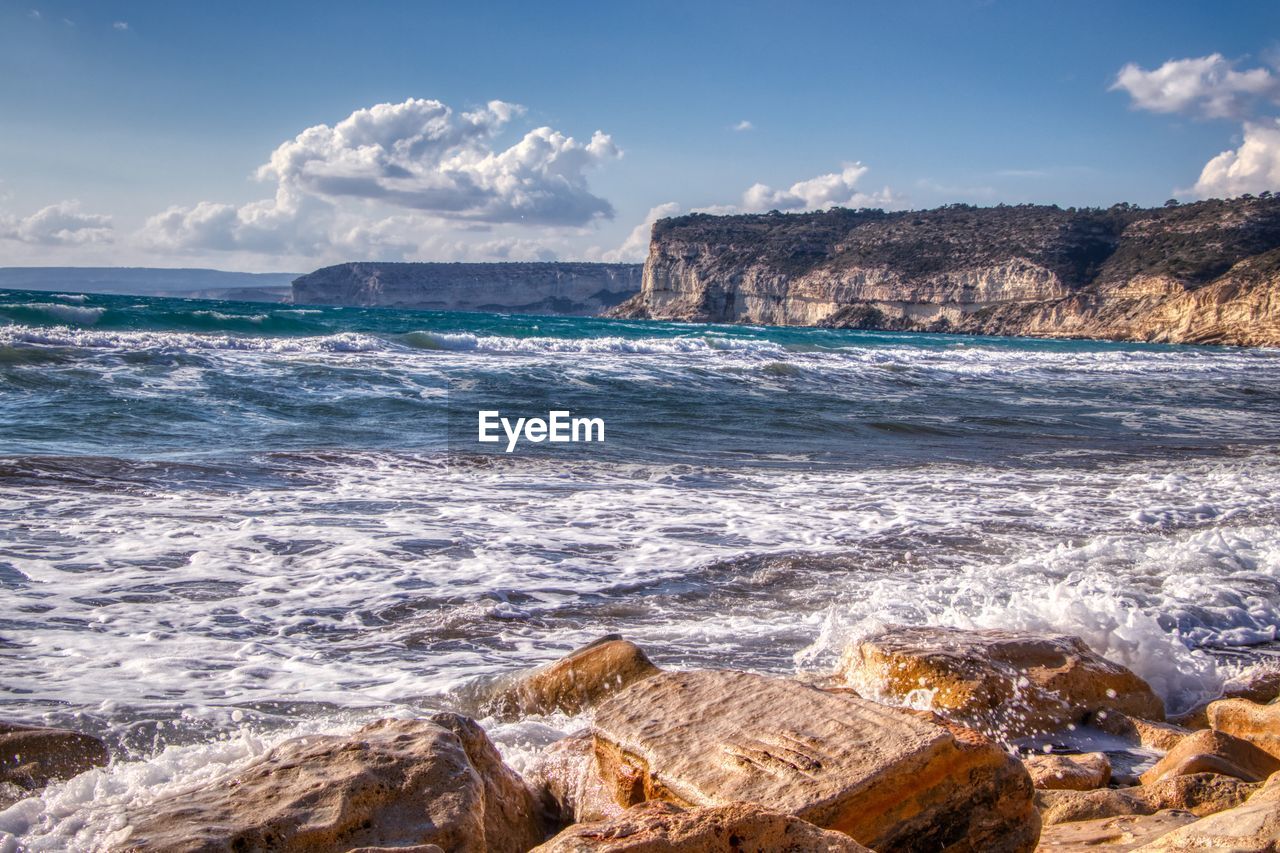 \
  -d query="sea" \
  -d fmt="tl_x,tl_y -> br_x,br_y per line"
1,288 -> 1278,848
